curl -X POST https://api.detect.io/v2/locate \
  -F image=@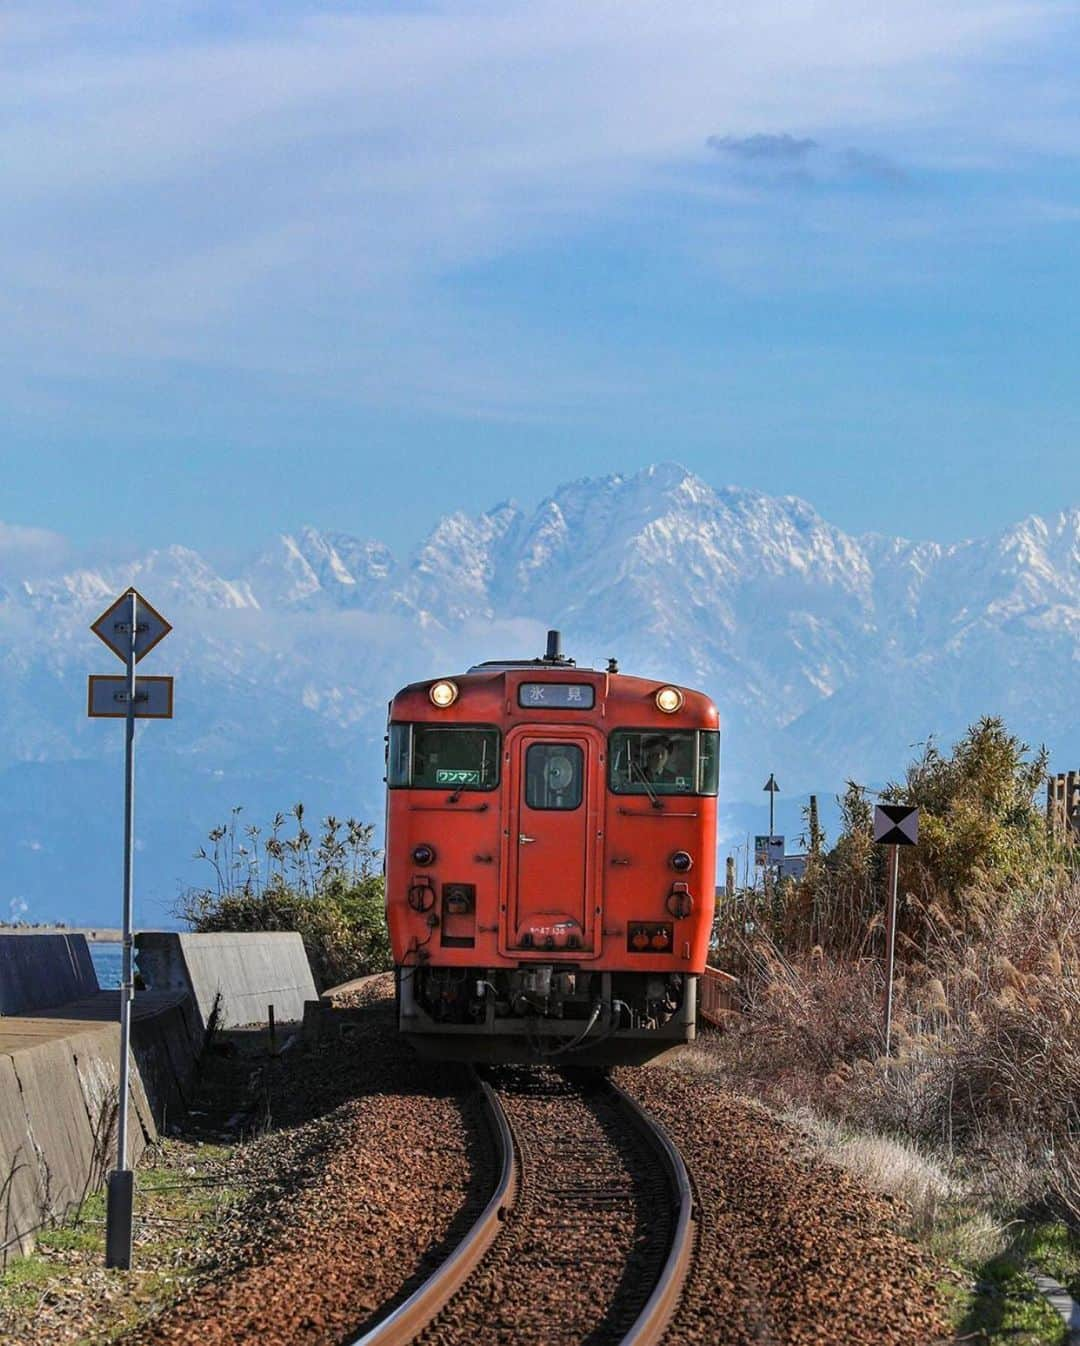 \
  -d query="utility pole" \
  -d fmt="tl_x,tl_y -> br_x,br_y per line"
808,794 -> 822,857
